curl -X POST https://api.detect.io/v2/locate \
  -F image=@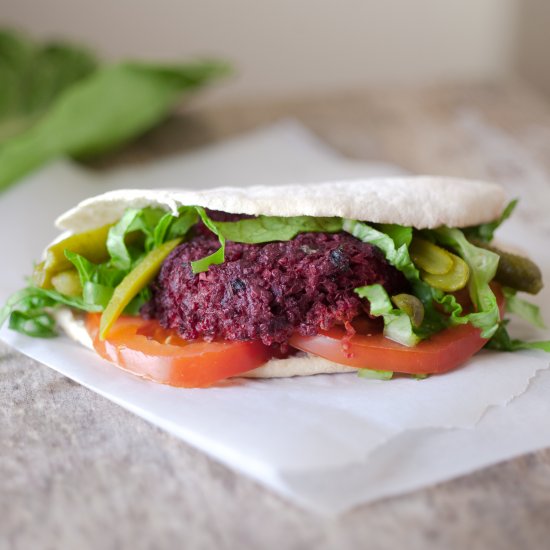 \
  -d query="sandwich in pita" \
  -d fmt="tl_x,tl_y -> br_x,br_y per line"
2,176 -> 548,386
